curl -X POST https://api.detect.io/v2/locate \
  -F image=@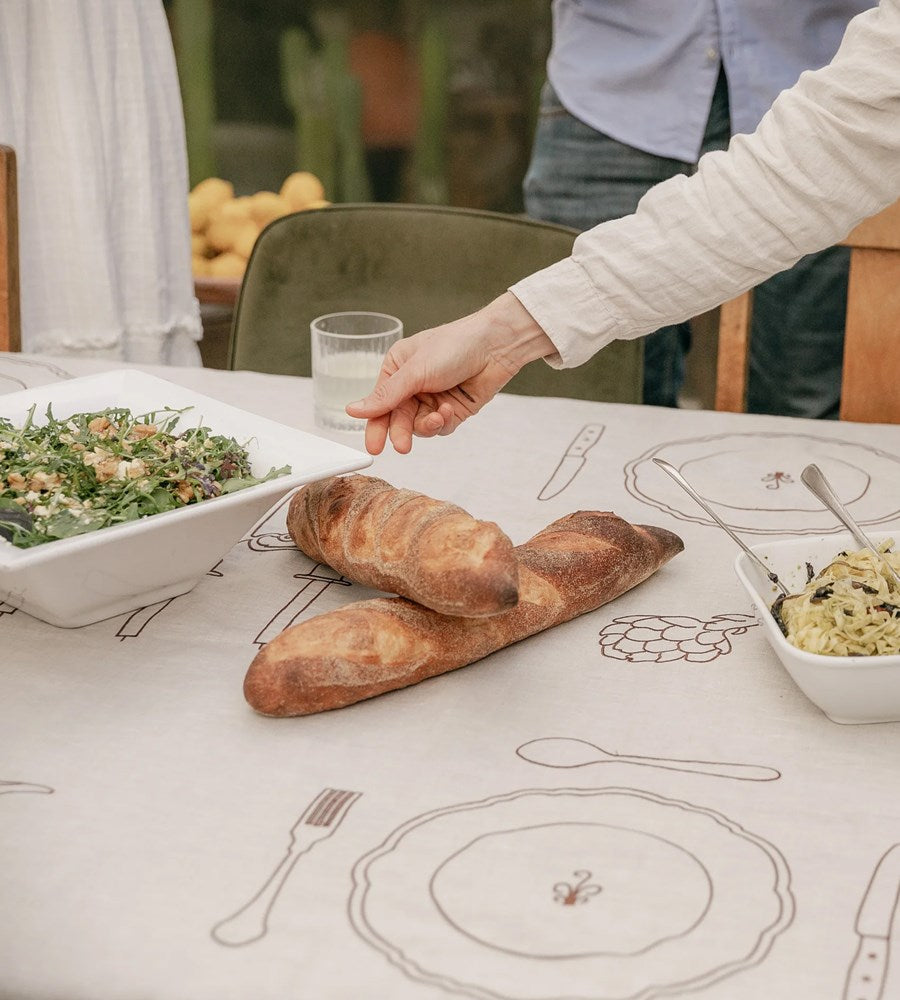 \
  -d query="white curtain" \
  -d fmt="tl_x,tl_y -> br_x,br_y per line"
0,0 -> 202,364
